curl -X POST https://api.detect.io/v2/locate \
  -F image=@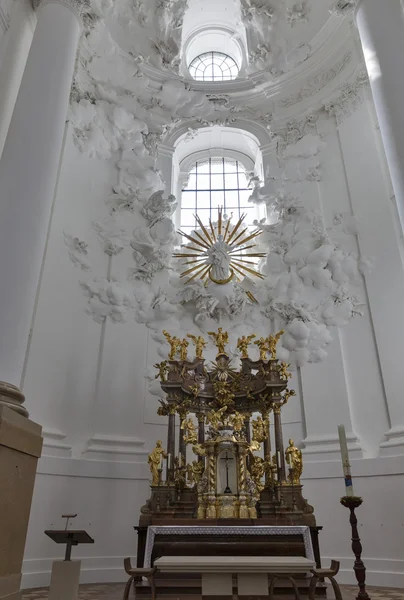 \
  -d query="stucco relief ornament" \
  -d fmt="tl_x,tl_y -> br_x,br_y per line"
330,0 -> 357,16
32,0 -> 90,13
